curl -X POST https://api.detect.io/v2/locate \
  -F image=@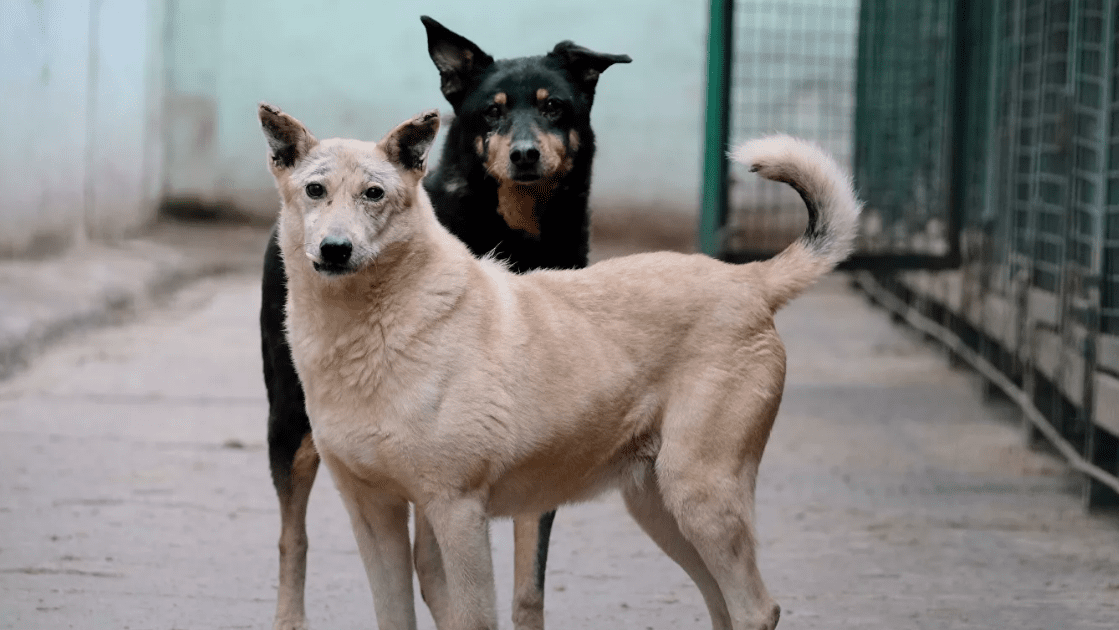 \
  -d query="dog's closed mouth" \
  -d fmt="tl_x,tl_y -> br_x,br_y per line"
511,173 -> 543,184
312,261 -> 357,276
